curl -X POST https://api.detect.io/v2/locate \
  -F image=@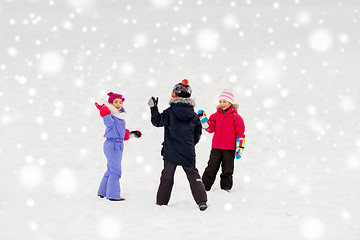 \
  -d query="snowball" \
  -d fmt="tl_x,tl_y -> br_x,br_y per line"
75,78 -> 84,87
97,217 -> 122,239
229,74 -> 237,83
38,158 -> 46,166
65,0 -> 96,10
143,164 -> 152,174
255,59 -> 264,67
7,47 -> 18,57
196,29 -> 220,52
62,20 -> 73,31
28,221 -> 39,231
19,164 -> 42,187
307,118 -> 325,134
339,97 -> 354,112
135,156 -> 144,164
341,210 -> 351,220
308,29 -> 334,52
263,98 -> 275,108
133,33 -> 148,48
28,88 -> 37,96
276,51 -> 287,60
280,89 -> 289,97
278,150 -> 286,158
201,74 -> 213,83
54,168 -> 77,195
178,25 -> 190,36
150,0 -> 174,8
54,109 -> 62,117
15,75 -> 27,84
1,115 -> 11,125
146,78 -> 157,88
25,155 -> 34,163
243,175 -> 251,183
142,112 -> 150,120
300,218 -> 325,240
346,155 -> 359,170
40,132 -> 49,140
26,199 -> 35,207
39,51 -> 64,75
338,33 -> 349,44
306,106 -> 317,116
223,15 -> 238,29
120,63 -> 134,76
355,139 -> 360,148
224,203 -> 233,211
80,148 -> 87,156
244,89 -> 252,97
256,121 -> 265,130
296,11 -> 312,26
36,116 -> 44,124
